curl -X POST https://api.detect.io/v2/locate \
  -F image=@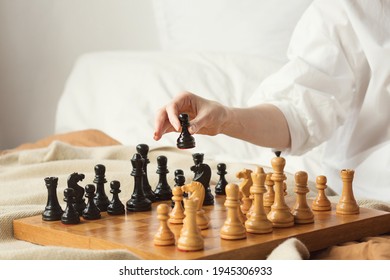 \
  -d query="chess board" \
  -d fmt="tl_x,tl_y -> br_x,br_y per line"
13,194 -> 390,260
